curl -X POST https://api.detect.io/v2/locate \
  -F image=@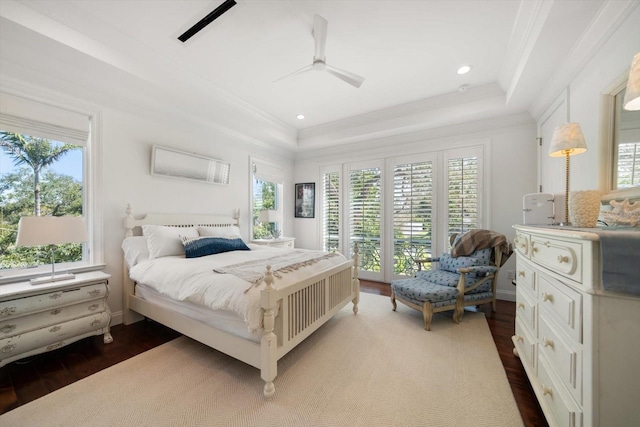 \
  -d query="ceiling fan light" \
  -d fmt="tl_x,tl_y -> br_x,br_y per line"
296,114 -> 305,120
457,65 -> 472,75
